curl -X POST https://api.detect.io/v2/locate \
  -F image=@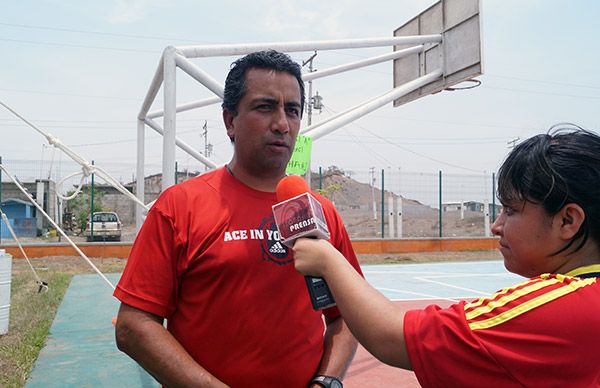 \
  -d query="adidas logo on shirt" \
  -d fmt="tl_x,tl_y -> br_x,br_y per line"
269,241 -> 287,254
